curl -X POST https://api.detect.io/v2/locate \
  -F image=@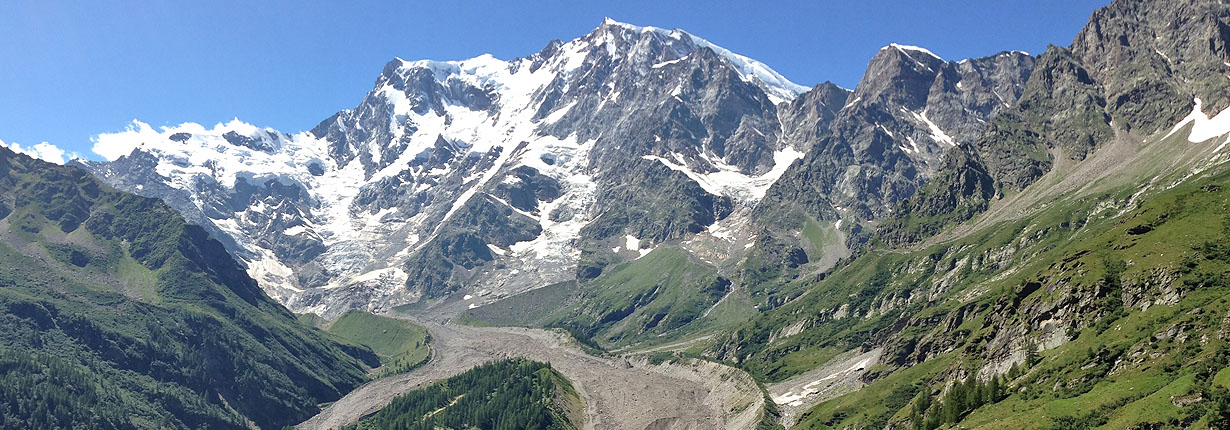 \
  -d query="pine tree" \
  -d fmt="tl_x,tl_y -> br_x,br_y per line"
912,389 -> 931,430
926,403 -> 942,430
1023,340 -> 1039,367
965,371 -> 982,412
987,375 -> 1001,403
943,381 -> 965,424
